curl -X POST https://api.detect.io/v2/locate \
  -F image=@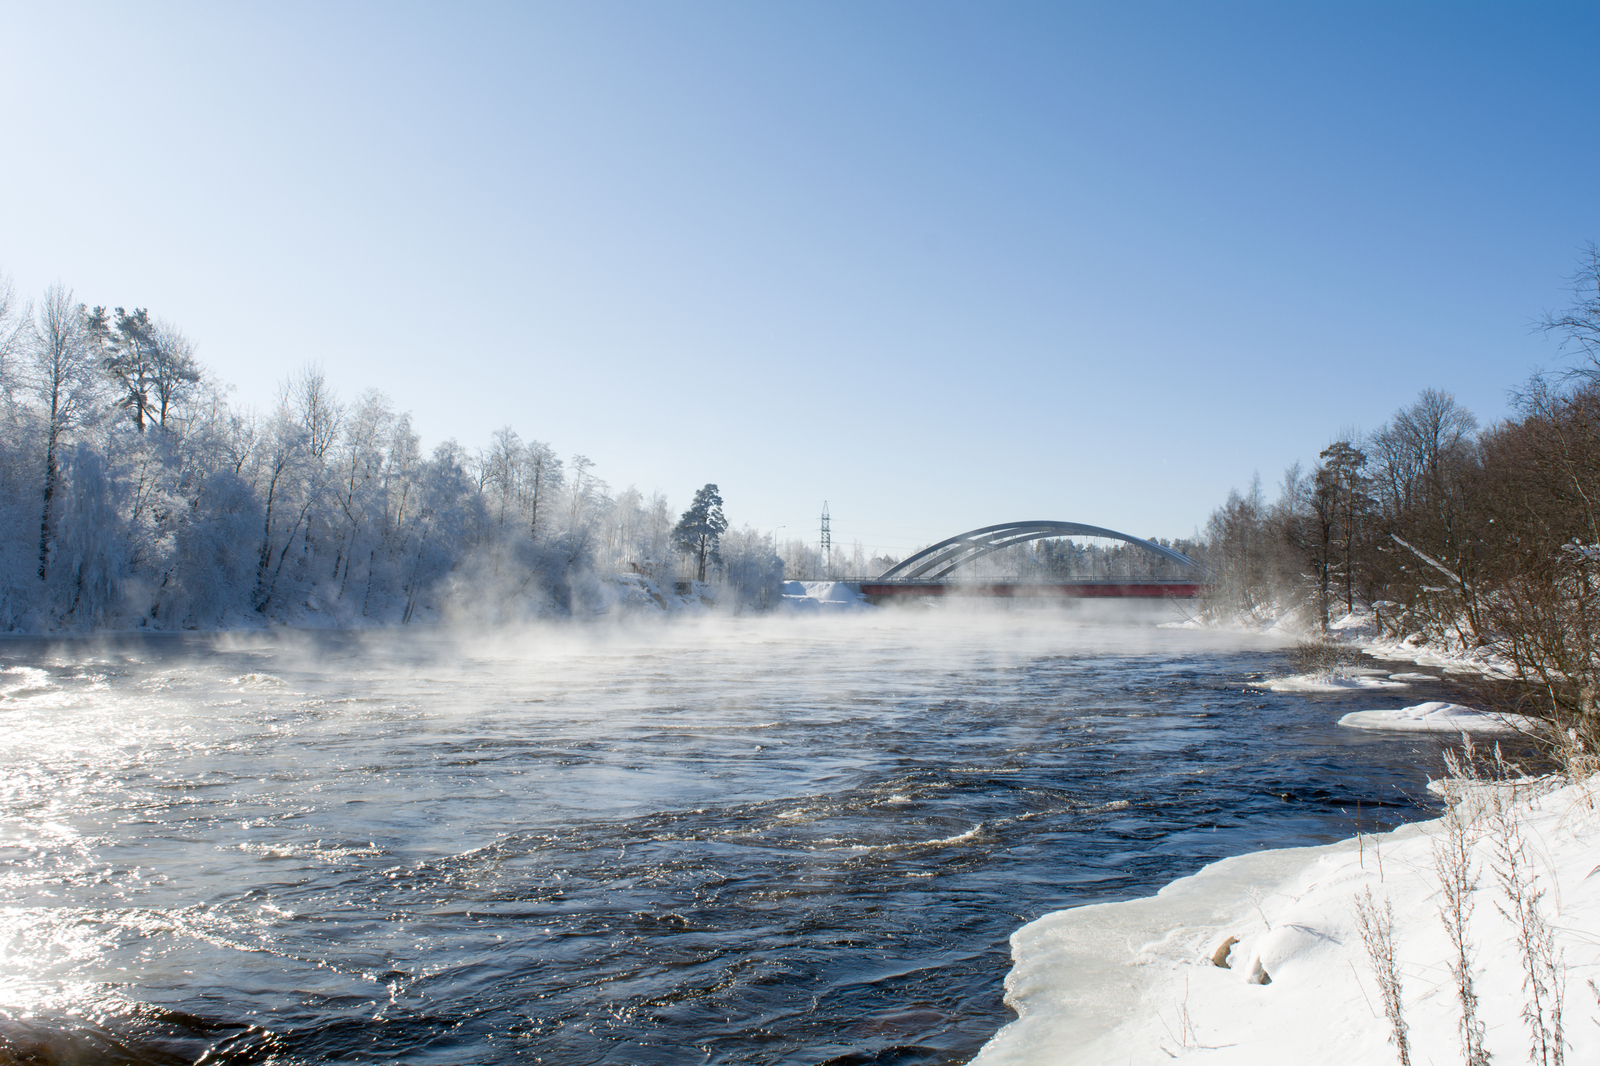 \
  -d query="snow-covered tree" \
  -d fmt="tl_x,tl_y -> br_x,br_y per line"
0,272 -> 816,629
147,320 -> 202,429
26,286 -> 103,580
92,307 -> 164,432
717,525 -> 784,610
